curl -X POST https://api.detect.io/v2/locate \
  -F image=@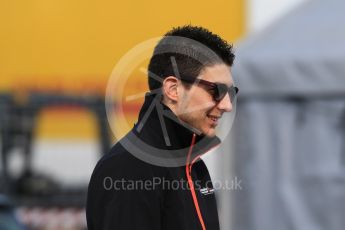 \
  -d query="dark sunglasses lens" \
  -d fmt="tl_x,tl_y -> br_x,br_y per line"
215,84 -> 228,101
229,86 -> 238,102
215,84 -> 238,102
